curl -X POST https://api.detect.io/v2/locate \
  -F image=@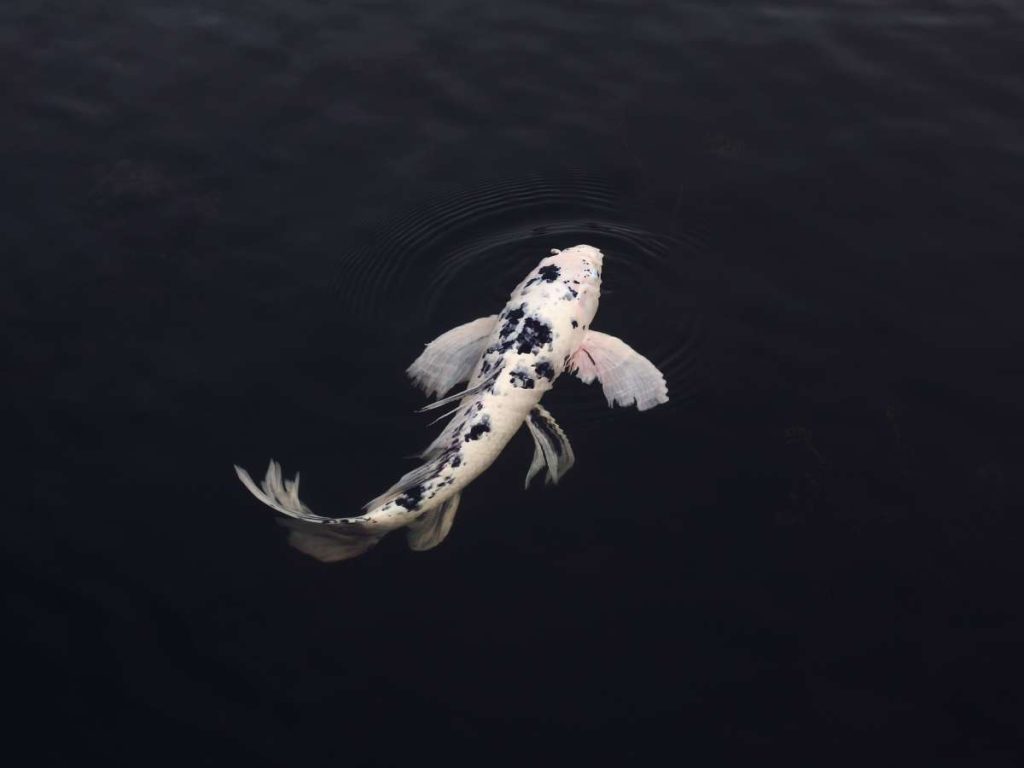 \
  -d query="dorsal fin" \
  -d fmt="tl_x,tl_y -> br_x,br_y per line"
361,452 -> 450,510
415,368 -> 500,413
